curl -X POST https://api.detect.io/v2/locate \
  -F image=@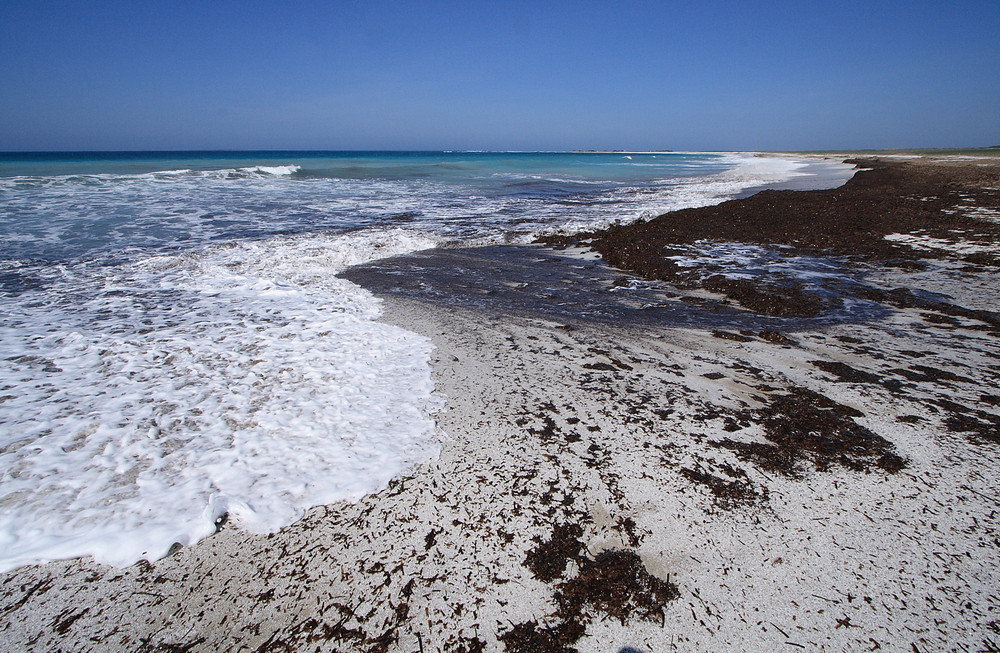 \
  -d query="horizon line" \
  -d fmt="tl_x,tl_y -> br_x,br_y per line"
2,146 -> 998,156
